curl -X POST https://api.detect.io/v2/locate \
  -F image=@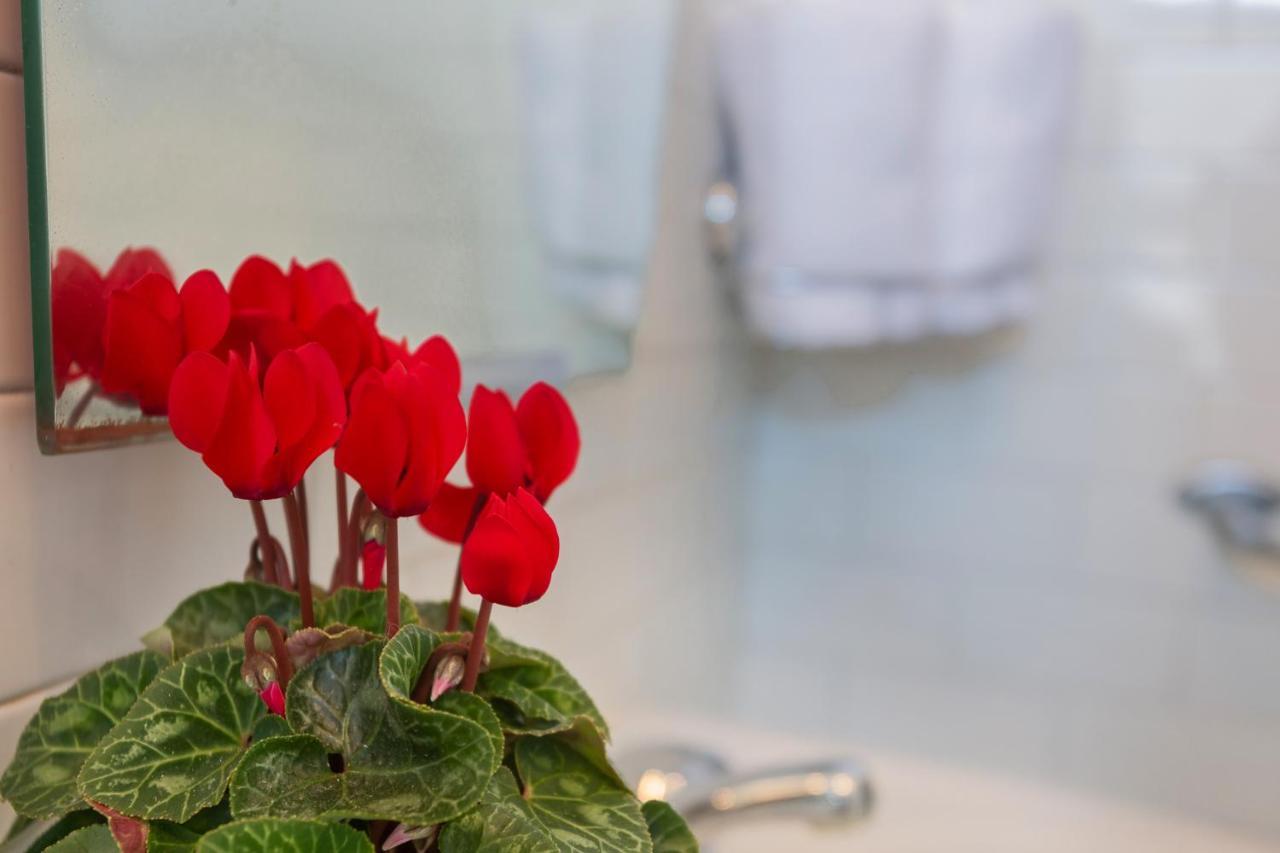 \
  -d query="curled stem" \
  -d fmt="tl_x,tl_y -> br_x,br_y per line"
243,615 -> 294,690
445,492 -> 489,632
250,500 -> 287,588
282,491 -> 314,628
461,600 -> 492,693
386,516 -> 401,638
